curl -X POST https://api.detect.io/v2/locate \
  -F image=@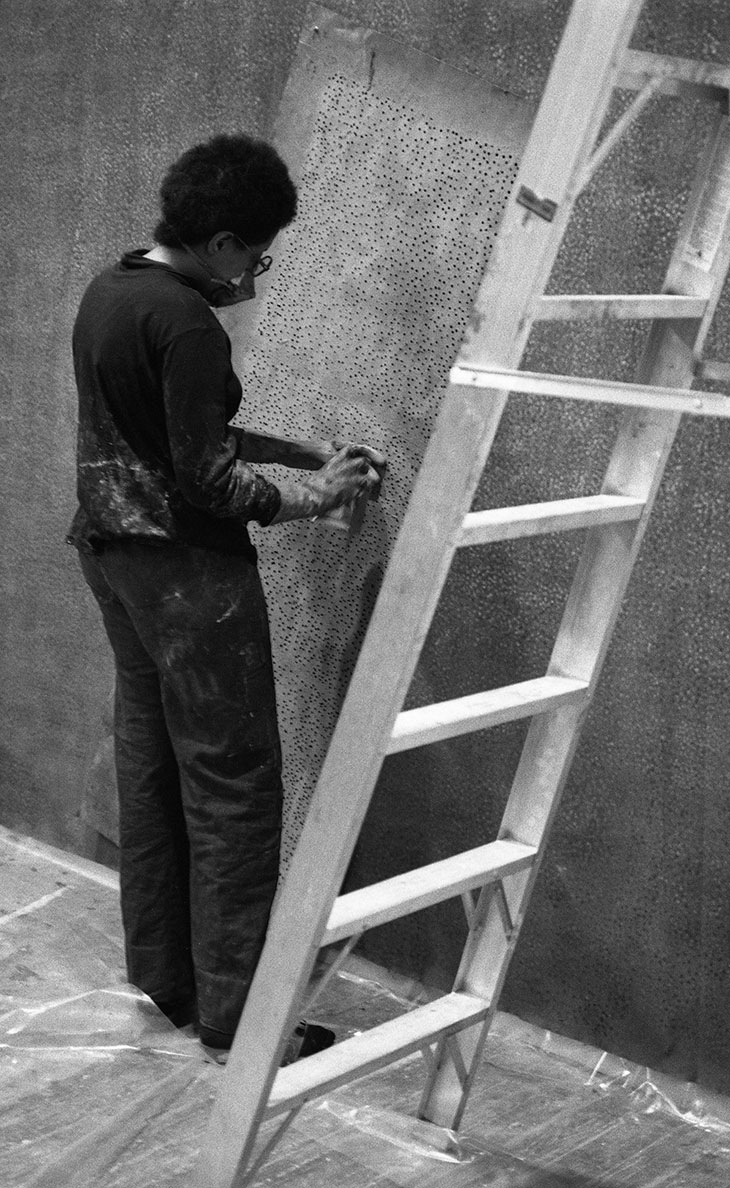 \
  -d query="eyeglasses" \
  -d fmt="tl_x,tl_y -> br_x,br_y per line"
235,236 -> 273,278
